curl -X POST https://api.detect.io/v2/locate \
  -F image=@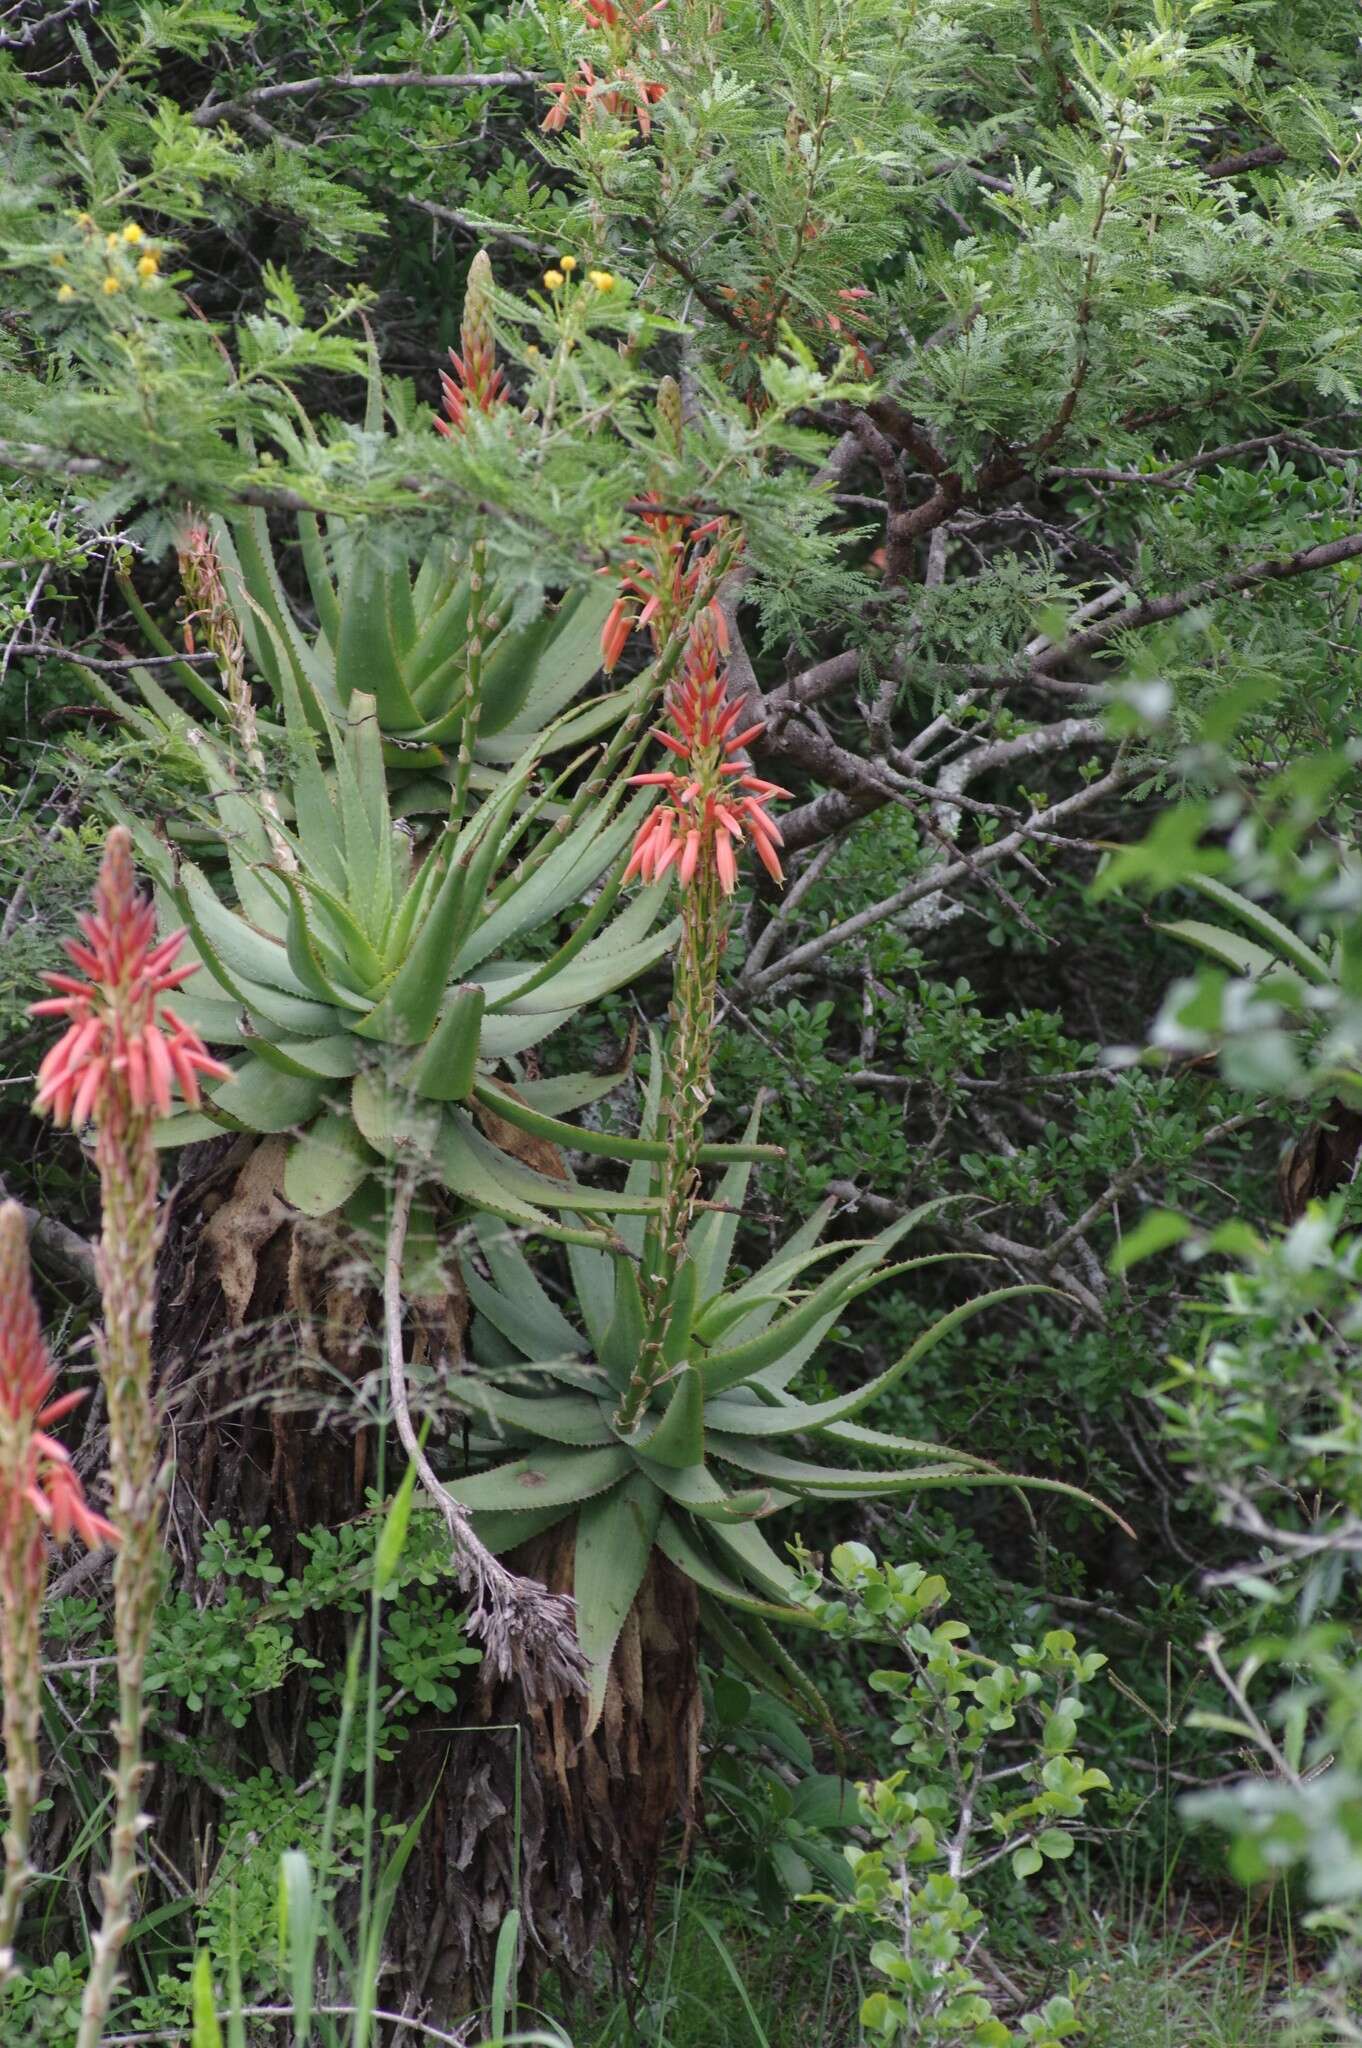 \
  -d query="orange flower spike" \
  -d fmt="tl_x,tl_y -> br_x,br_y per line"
0,1203 -> 116,1551
625,608 -> 786,894
436,251 -> 507,434
31,828 -> 229,1131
